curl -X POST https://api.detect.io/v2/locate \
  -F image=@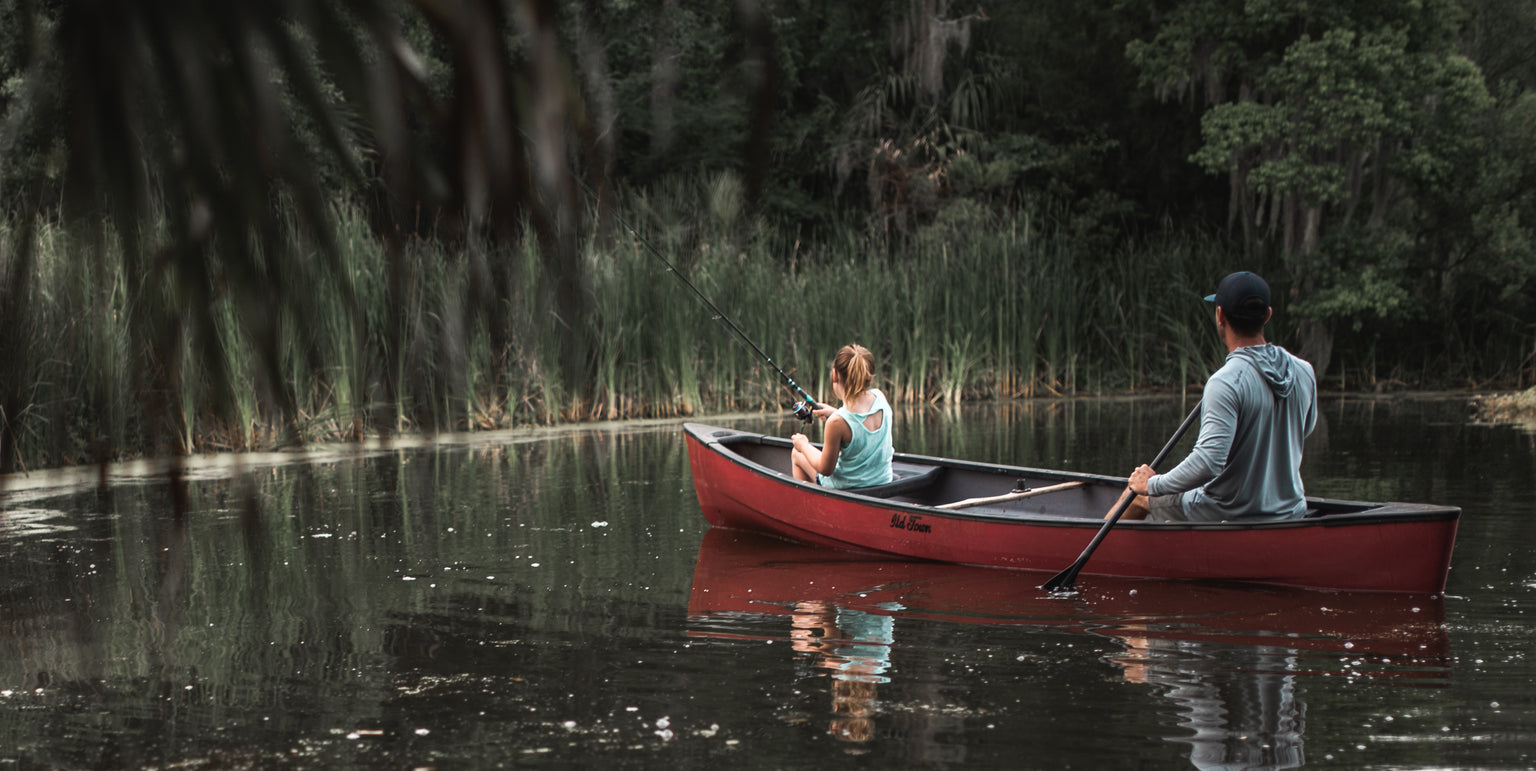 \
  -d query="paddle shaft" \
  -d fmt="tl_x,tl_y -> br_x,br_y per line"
1040,404 -> 1202,593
